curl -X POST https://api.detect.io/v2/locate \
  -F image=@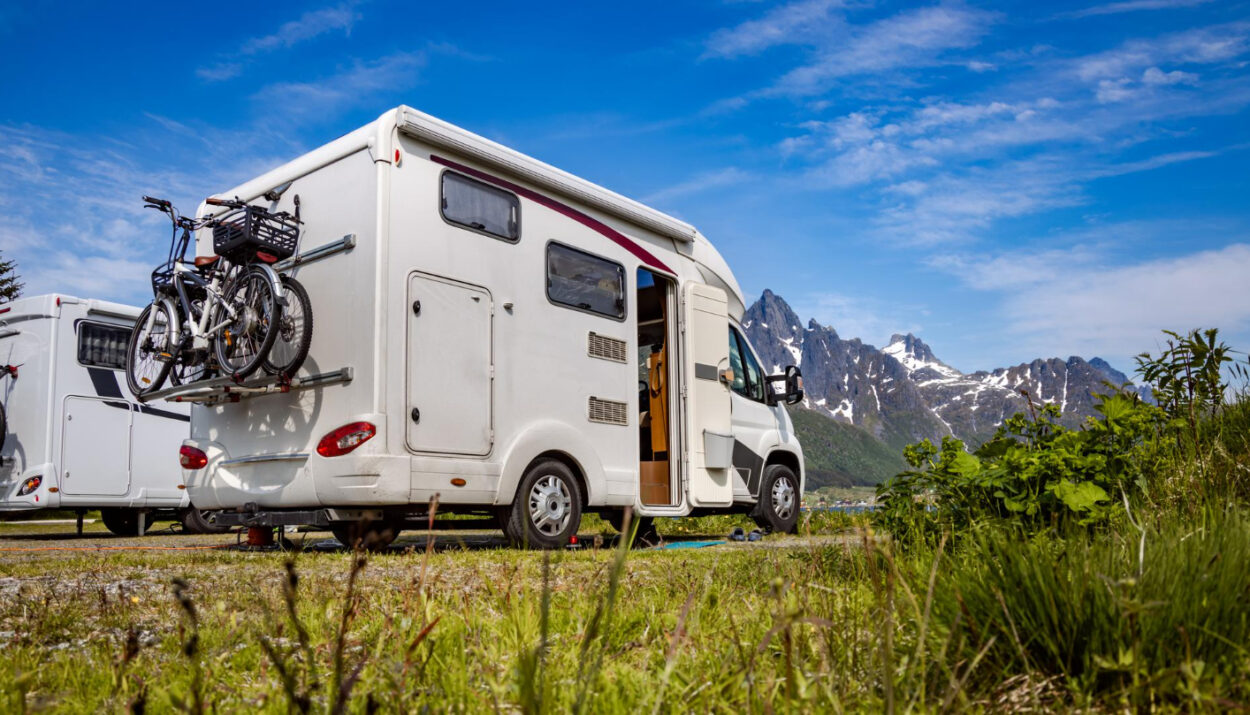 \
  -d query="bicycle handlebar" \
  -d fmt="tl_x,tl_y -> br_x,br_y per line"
143,196 -> 171,209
